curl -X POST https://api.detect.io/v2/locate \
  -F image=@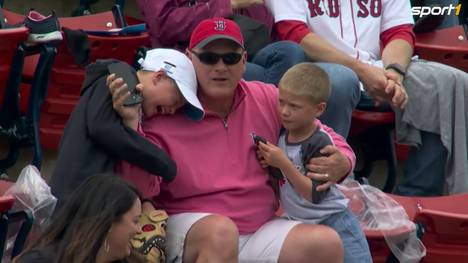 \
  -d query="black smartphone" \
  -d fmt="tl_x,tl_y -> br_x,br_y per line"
108,62 -> 143,107
251,132 -> 283,180
251,133 -> 266,145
